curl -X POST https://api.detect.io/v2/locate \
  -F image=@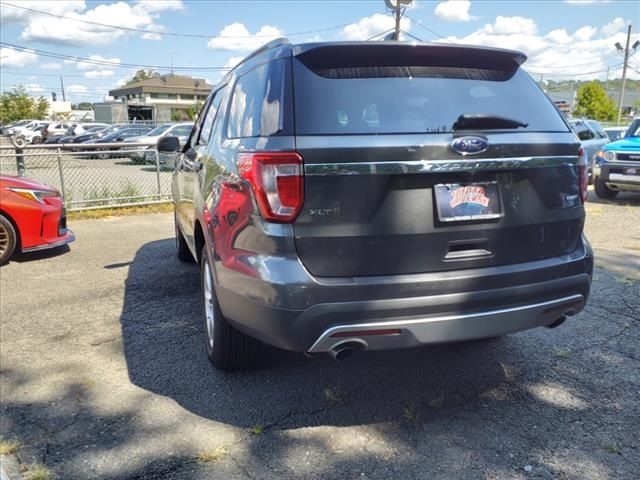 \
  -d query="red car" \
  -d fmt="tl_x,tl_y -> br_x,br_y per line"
0,175 -> 75,265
